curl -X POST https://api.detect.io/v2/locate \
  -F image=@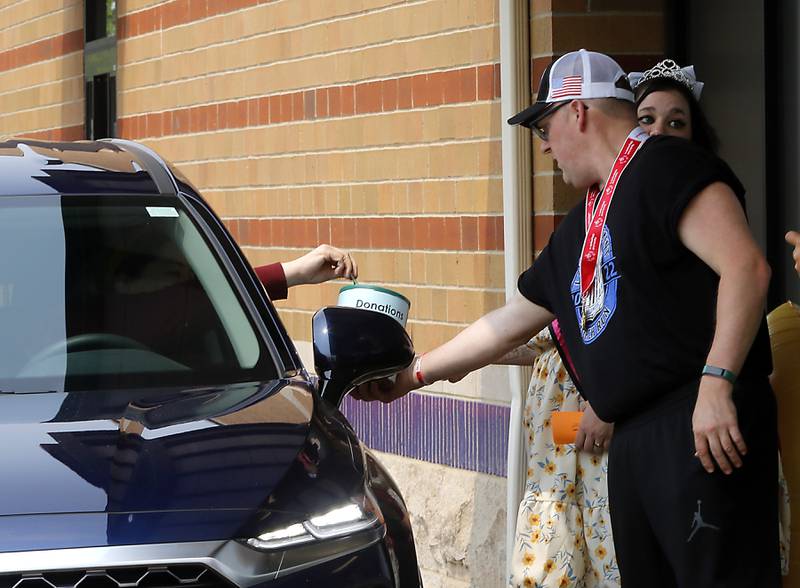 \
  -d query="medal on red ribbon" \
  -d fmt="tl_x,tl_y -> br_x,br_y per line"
579,128 -> 649,329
